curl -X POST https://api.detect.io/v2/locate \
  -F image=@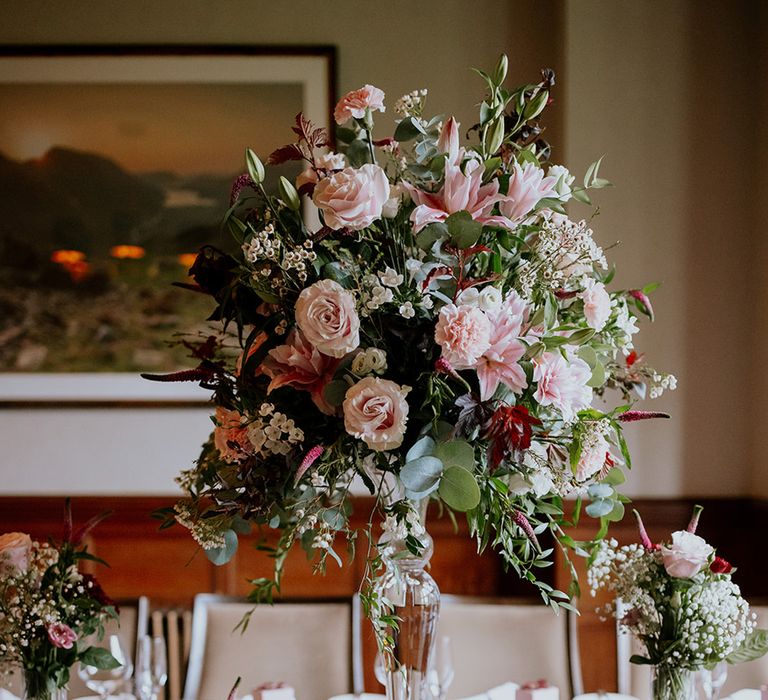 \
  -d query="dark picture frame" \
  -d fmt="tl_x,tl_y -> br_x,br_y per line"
0,44 -> 336,406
